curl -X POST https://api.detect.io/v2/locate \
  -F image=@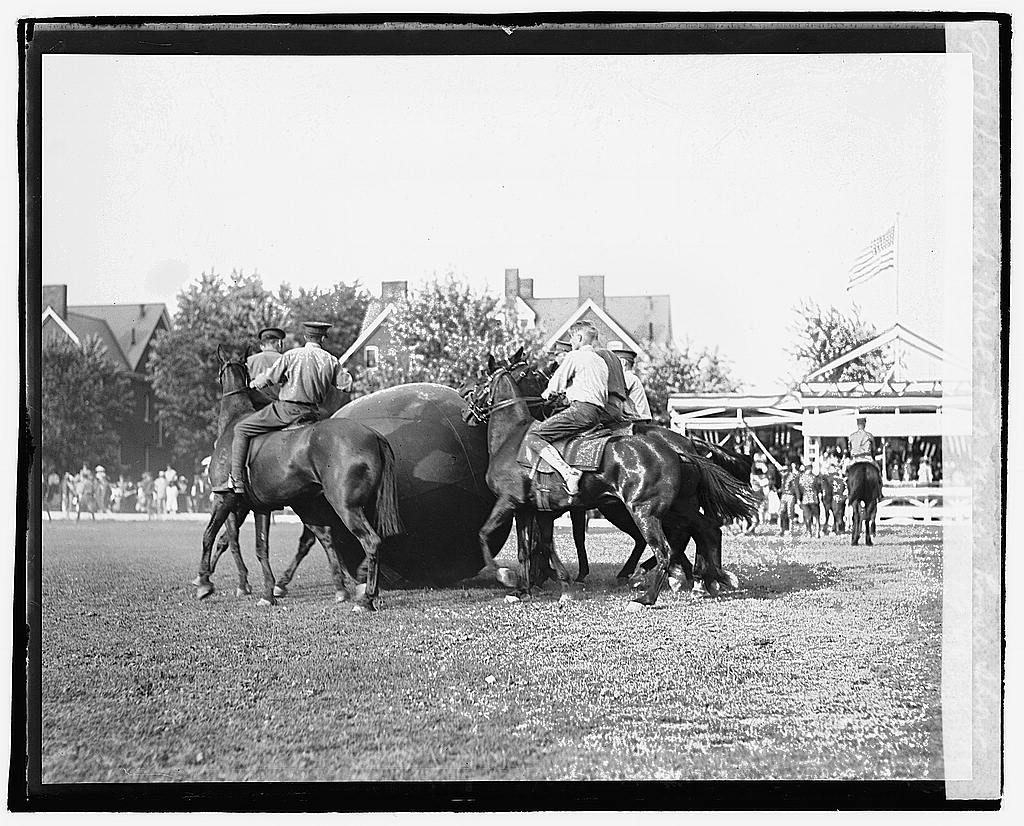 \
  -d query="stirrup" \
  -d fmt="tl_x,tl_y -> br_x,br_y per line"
564,469 -> 583,497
